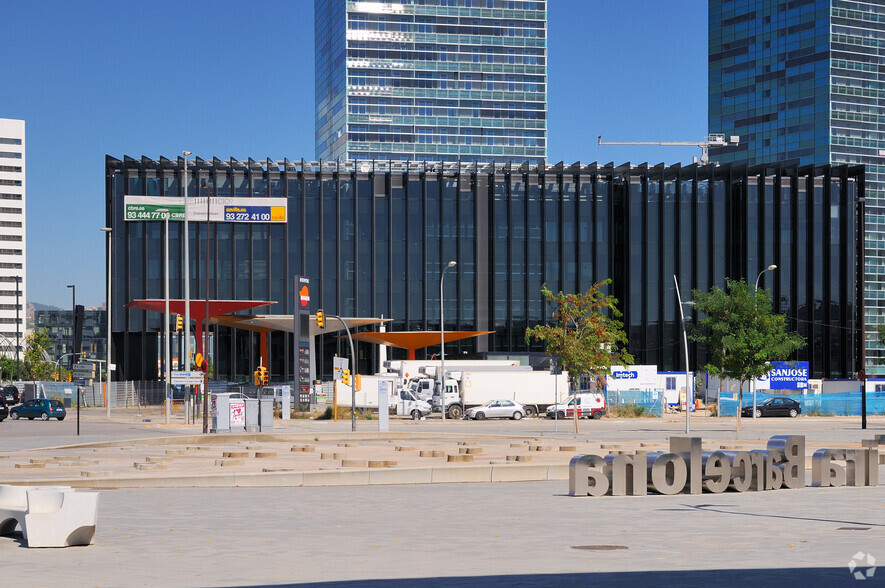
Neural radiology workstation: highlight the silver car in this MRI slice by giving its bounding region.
[466,400,526,420]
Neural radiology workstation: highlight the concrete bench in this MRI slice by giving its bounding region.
[0,485,99,548]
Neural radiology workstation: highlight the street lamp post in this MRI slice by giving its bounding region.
[182,151,191,374]
[439,261,457,422]
[156,208,171,425]
[752,264,778,419]
[101,227,112,419]
[15,275,20,383]
[673,275,692,434]
[66,284,79,436]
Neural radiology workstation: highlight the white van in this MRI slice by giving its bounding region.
[545,393,606,419]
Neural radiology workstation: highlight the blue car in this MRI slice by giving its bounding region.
[9,398,66,421]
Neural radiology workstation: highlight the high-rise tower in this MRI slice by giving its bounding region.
[709,0,884,371]
[315,0,547,163]
[0,118,25,363]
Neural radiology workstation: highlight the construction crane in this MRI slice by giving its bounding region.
[597,133,739,165]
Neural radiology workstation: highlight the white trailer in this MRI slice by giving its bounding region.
[434,369,570,419]
[382,359,521,380]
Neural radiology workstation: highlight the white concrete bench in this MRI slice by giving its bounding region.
[0,485,99,548]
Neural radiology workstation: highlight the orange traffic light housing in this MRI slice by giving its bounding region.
[176,315,183,331]
[316,310,325,329]
[341,369,351,387]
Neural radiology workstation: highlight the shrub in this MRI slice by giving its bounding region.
[609,403,647,418]
[804,406,833,417]
[706,404,718,417]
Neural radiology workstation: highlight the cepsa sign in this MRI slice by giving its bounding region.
[755,361,809,390]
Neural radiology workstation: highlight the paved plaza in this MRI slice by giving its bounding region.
[0,411,882,586]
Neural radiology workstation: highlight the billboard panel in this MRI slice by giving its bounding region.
[124,196,286,223]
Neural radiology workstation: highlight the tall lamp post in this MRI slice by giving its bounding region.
[66,284,78,436]
[101,227,112,419]
[752,264,778,419]
[14,275,21,382]
[182,151,191,373]
[439,261,457,422]
[156,209,171,425]
[673,275,693,434]
[66,285,76,369]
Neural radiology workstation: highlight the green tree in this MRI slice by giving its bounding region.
[525,280,634,433]
[22,329,55,381]
[0,355,17,382]
[689,278,805,434]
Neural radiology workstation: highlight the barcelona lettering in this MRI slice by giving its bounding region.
[569,435,880,497]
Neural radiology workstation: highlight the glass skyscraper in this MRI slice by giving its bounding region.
[315,0,547,163]
[708,0,884,371]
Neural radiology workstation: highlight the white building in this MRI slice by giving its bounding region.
[0,119,25,361]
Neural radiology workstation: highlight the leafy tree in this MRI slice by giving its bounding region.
[689,278,805,434]
[0,356,17,382]
[525,280,634,433]
[22,329,56,381]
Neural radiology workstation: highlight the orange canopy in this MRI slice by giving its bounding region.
[350,331,493,359]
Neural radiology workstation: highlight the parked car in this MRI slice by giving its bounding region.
[9,398,67,421]
[1,385,19,405]
[465,399,526,420]
[546,393,606,419]
[0,397,7,422]
[741,396,801,418]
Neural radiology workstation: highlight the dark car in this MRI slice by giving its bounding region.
[9,398,66,421]
[0,397,7,422]
[741,396,801,418]
[1,385,19,405]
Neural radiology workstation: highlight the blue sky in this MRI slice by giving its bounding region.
[3,0,707,308]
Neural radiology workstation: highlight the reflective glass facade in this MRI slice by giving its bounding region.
[106,156,862,382]
[315,0,547,163]
[709,0,885,372]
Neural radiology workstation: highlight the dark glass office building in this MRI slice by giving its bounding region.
[709,0,885,372]
[106,156,863,382]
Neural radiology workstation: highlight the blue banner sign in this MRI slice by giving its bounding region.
[756,361,809,390]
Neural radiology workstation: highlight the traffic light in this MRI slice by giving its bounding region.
[354,374,361,391]
[316,310,325,329]
[341,369,351,387]
[261,367,269,386]
[253,368,261,386]
[176,315,183,331]
[195,353,208,373]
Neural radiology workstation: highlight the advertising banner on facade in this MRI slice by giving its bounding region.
[755,361,809,390]
[606,365,658,391]
[124,196,287,223]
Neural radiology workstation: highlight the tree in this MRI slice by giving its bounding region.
[689,278,805,434]
[0,356,17,382]
[22,329,56,381]
[525,280,634,433]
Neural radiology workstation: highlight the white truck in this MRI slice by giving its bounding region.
[333,374,432,418]
[431,369,570,419]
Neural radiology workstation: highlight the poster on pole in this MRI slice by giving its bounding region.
[124,196,287,223]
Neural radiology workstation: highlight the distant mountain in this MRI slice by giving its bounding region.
[29,302,62,314]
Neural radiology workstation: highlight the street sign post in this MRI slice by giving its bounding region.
[172,371,206,386]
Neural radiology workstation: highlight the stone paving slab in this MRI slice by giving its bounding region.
[1,476,882,587]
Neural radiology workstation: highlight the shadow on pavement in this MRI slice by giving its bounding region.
[239,568,858,587]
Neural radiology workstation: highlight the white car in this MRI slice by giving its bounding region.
[465,400,526,420]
